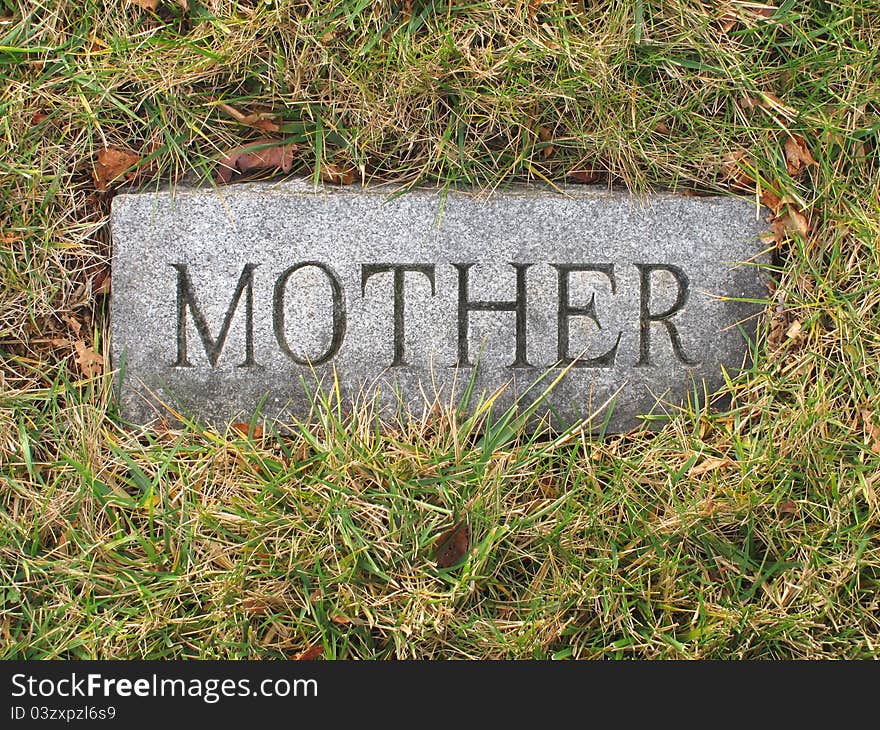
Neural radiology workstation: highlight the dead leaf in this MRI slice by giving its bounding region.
[653,121,671,135]
[721,3,775,33]
[721,149,754,189]
[241,598,271,616]
[320,163,356,185]
[1,232,21,244]
[760,189,783,214]
[860,410,880,454]
[330,614,351,626]
[689,456,732,477]
[433,520,470,568]
[568,169,602,184]
[74,340,104,377]
[60,313,82,336]
[778,500,798,516]
[767,288,789,350]
[231,422,264,439]
[771,207,809,241]
[217,103,281,134]
[785,320,802,339]
[294,643,324,660]
[88,34,109,54]
[538,125,554,158]
[94,147,141,191]
[719,12,737,33]
[784,134,817,176]
[92,266,111,296]
[537,474,558,499]
[758,91,788,112]
[31,112,48,125]
[129,0,187,9]
[216,139,297,183]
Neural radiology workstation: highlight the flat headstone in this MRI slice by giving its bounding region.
[110,182,768,431]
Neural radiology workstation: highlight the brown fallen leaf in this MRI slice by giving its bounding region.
[231,422,264,439]
[719,12,737,33]
[784,134,817,176]
[760,189,783,214]
[1,232,22,244]
[217,102,281,134]
[74,340,104,377]
[537,474,558,499]
[216,138,298,183]
[860,410,880,454]
[294,643,324,661]
[721,149,754,189]
[778,500,798,516]
[528,0,546,18]
[94,147,140,191]
[721,3,775,33]
[31,112,48,125]
[319,163,356,185]
[60,312,83,336]
[770,207,809,242]
[767,288,789,350]
[241,597,271,616]
[91,266,111,296]
[785,320,802,339]
[568,169,602,184]
[688,456,732,477]
[433,520,470,568]
[757,91,795,117]
[538,125,554,159]
[129,0,188,9]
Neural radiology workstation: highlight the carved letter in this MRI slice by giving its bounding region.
[172,263,258,368]
[273,262,346,366]
[635,263,698,367]
[553,264,621,367]
[361,264,436,367]
[454,262,532,368]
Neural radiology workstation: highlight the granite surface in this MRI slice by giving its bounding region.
[110,181,769,430]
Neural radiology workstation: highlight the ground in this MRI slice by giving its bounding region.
[1,0,879,659]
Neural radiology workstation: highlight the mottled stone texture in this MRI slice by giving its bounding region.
[110,182,768,430]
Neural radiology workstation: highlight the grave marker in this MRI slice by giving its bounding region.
[110,182,768,430]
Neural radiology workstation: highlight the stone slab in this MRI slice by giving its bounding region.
[110,182,768,431]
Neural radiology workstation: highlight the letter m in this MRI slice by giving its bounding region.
[172,263,258,368]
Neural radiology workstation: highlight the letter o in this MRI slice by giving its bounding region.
[273,262,346,365]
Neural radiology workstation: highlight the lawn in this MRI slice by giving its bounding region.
[1,0,879,658]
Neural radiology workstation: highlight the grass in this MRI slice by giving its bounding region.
[1,0,879,658]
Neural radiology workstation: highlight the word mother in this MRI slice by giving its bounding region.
[172,261,697,371]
